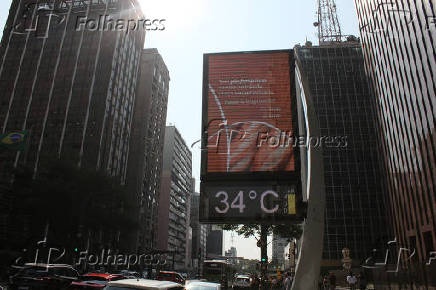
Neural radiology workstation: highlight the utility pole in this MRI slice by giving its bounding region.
[313,0,342,44]
[260,225,268,287]
[198,247,201,278]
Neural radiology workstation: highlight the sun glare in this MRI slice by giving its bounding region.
[139,0,205,31]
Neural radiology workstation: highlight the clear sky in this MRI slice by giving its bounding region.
[0,0,360,260]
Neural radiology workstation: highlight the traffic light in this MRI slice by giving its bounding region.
[261,258,267,262]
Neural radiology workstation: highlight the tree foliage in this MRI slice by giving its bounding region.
[220,223,303,242]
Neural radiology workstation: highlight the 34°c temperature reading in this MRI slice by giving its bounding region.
[214,190,279,214]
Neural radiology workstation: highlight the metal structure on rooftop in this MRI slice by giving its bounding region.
[314,0,342,44]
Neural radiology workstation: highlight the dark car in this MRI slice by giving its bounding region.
[9,263,79,290]
[156,271,185,284]
[68,273,125,289]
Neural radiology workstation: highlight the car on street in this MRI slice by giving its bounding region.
[232,275,251,289]
[156,271,185,284]
[104,279,184,289]
[185,281,221,290]
[68,273,125,289]
[9,263,79,290]
[119,271,142,279]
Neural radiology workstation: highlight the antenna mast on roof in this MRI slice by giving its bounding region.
[313,0,342,45]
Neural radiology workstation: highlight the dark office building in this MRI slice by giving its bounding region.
[0,0,144,180]
[355,0,435,283]
[190,190,208,269]
[0,0,144,248]
[158,126,193,270]
[124,48,169,252]
[206,226,223,258]
[294,42,388,266]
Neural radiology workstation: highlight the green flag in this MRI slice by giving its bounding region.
[0,131,28,152]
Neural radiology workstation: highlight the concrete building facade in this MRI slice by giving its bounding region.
[272,234,288,269]
[125,48,169,252]
[157,126,192,270]
[0,0,145,250]
[0,0,144,180]
[225,246,237,265]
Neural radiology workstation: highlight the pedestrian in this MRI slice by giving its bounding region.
[283,272,291,290]
[288,273,294,287]
[322,274,329,290]
[270,276,278,289]
[346,271,357,290]
[277,275,283,289]
[252,275,260,289]
[358,272,367,290]
[328,272,336,290]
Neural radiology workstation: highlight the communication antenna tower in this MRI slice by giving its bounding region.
[313,0,342,44]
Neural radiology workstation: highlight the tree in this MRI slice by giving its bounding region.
[220,223,302,242]
[220,223,302,285]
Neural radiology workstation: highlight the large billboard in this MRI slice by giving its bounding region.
[203,51,295,175]
[200,50,304,224]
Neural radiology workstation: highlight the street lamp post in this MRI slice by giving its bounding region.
[259,225,268,288]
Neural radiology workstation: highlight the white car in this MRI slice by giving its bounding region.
[185,281,221,290]
[232,275,251,289]
[104,278,184,290]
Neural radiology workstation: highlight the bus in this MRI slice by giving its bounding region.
[203,259,235,289]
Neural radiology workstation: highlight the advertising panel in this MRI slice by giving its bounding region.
[204,51,294,174]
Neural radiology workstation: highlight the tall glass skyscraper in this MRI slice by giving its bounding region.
[355,0,435,284]
[295,42,389,266]
[158,126,193,270]
[356,0,436,260]
[124,48,169,252]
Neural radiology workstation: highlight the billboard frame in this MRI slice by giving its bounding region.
[200,49,304,224]
[200,49,300,183]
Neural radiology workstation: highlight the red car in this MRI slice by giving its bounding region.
[68,273,124,289]
[156,271,185,284]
